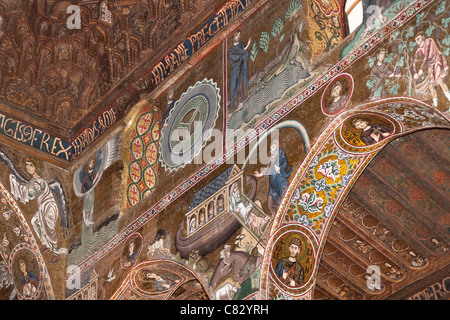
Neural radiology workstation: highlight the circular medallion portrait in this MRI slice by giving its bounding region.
[121,233,143,269]
[340,113,395,148]
[321,74,353,116]
[270,225,317,294]
[11,248,42,300]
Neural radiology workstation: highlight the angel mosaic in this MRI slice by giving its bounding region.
[8,156,68,263]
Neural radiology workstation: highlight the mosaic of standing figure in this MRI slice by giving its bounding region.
[68,134,121,269]
[226,0,331,136]
[0,145,71,299]
[100,115,309,300]
[360,0,450,111]
[8,157,69,264]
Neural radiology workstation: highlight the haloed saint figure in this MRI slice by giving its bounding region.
[18,258,39,298]
[81,156,99,194]
[275,237,305,287]
[9,157,61,263]
[228,30,252,117]
[351,118,393,146]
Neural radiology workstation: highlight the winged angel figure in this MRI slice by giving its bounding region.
[1,150,69,264]
[72,135,121,228]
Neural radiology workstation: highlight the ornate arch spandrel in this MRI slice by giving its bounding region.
[0,180,55,300]
[258,97,450,300]
[110,258,210,300]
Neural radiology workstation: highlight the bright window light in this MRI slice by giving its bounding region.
[346,0,364,34]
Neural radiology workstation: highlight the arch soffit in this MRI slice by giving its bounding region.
[259,97,450,299]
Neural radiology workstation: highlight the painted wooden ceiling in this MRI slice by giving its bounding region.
[0,0,227,141]
[314,128,450,300]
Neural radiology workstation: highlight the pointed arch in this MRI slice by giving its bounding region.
[0,179,55,300]
[111,258,210,300]
[258,97,450,299]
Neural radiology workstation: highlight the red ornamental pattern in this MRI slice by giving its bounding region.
[126,106,160,210]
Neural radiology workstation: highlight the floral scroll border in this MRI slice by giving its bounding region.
[258,97,450,299]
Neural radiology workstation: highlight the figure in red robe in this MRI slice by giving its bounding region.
[413,32,450,110]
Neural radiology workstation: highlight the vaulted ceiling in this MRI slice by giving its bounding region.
[314,128,450,300]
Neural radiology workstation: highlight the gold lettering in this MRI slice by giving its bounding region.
[208,17,221,36]
[40,132,51,152]
[189,29,207,52]
[110,109,117,122]
[4,118,16,137]
[164,53,175,74]
[173,43,189,62]
[79,132,88,150]
[164,47,188,74]
[22,125,33,143]
[151,62,165,86]
[50,137,62,155]
[13,123,23,141]
[431,283,444,300]
[31,128,42,148]
[96,117,106,134]
[71,139,81,158]
[107,109,117,126]
[101,113,110,129]
[0,114,5,130]
[55,141,72,160]
[87,127,96,143]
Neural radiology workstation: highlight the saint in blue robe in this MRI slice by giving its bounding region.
[228,41,249,112]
